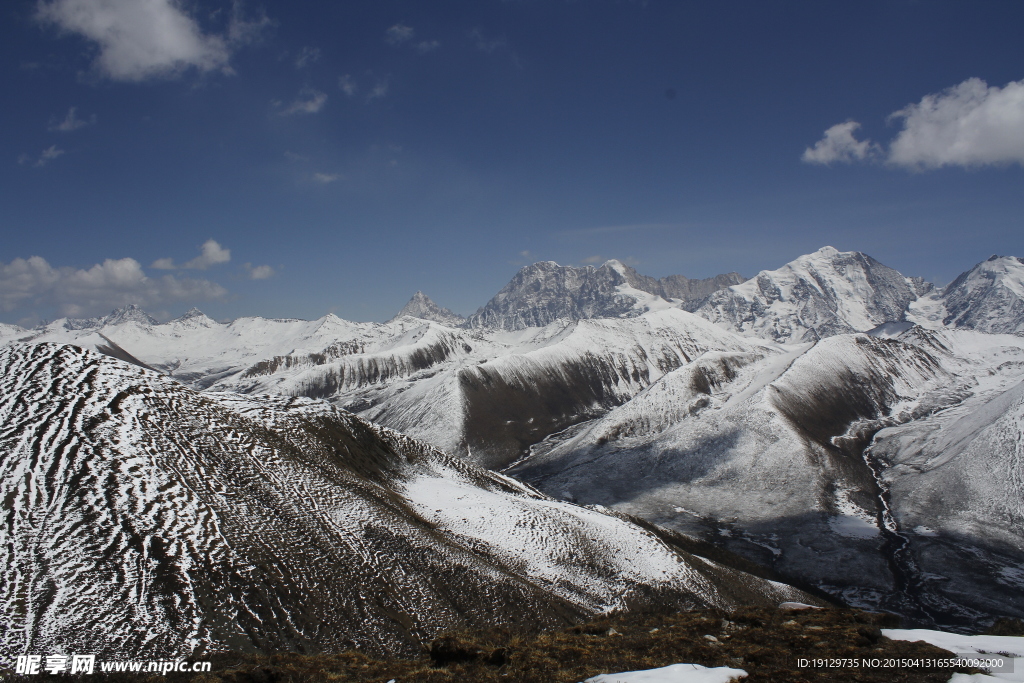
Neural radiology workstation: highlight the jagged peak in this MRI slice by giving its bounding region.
[391,291,465,326]
[102,304,158,326]
[171,307,217,326]
[599,259,631,276]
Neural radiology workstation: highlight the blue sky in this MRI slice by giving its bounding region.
[2,0,1023,324]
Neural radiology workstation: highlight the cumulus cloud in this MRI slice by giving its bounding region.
[0,255,227,317]
[294,46,320,68]
[183,239,231,269]
[385,24,414,45]
[150,257,176,270]
[151,239,231,271]
[802,121,879,165]
[279,88,327,115]
[887,77,1024,169]
[243,263,275,280]
[35,0,266,82]
[415,40,440,54]
[50,106,93,132]
[580,255,603,265]
[804,78,1024,170]
[312,172,339,184]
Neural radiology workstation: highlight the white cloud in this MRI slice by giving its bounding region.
[21,145,66,167]
[243,263,275,280]
[150,257,176,270]
[294,46,320,69]
[801,121,879,165]
[415,40,440,54]
[385,24,414,45]
[470,27,507,53]
[0,255,227,317]
[805,78,1024,171]
[151,239,231,271]
[312,172,339,184]
[367,79,388,101]
[50,106,93,131]
[887,77,1024,169]
[182,239,230,269]
[339,74,357,97]
[279,88,327,115]
[581,255,603,265]
[35,0,249,82]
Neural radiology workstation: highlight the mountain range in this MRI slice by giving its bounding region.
[0,343,811,661]
[2,246,1024,659]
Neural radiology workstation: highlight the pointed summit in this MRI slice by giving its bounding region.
[391,291,465,326]
[695,247,919,343]
[171,307,217,327]
[102,304,158,327]
[941,255,1024,333]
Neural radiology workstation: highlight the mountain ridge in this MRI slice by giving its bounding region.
[0,342,815,661]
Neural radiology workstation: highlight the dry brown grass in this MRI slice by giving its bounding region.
[4,607,989,683]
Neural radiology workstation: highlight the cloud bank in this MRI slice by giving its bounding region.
[36,0,265,81]
[0,255,227,318]
[804,77,1024,170]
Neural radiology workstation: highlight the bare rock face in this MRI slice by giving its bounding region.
[466,260,745,331]
[659,272,748,311]
[391,291,465,326]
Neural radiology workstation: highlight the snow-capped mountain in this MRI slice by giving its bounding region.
[466,260,744,331]
[695,247,923,343]
[389,291,465,326]
[938,255,1024,334]
[508,327,1024,630]
[0,343,812,661]
[3,246,1024,637]
[6,303,769,469]
[224,309,770,469]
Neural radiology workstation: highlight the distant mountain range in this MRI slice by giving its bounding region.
[2,246,1024,654]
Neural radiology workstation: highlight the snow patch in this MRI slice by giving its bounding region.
[582,663,747,683]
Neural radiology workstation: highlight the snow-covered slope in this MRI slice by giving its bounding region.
[509,328,1024,630]
[17,307,387,388]
[389,291,465,326]
[939,255,1024,334]
[223,309,770,469]
[0,343,813,662]
[695,247,923,343]
[0,322,27,341]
